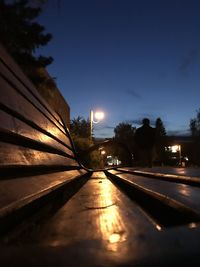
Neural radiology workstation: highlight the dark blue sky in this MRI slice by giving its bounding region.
[38,0,200,137]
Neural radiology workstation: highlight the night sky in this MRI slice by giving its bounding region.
[38,0,200,138]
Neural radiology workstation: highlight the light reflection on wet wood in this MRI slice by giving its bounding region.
[15,172,154,261]
[3,172,200,266]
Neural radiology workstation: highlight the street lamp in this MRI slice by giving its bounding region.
[90,110,104,139]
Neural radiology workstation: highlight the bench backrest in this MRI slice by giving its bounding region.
[0,44,81,178]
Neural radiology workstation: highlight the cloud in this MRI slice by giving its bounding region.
[99,125,115,130]
[95,132,114,138]
[167,129,190,136]
[125,89,141,99]
[126,116,155,126]
[179,49,199,74]
[127,115,168,127]
[126,119,142,126]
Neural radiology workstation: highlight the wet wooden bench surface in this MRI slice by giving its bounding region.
[1,171,200,266]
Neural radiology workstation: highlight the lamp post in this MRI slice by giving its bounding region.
[90,110,104,140]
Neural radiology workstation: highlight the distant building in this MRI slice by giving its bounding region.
[164,136,192,166]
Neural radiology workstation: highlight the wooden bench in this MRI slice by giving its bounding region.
[1,43,200,266]
[0,43,91,234]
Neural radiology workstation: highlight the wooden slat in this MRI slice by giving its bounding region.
[118,167,200,186]
[0,44,63,130]
[112,170,200,212]
[0,63,65,133]
[0,77,72,148]
[0,67,66,136]
[0,169,87,210]
[0,142,78,167]
[0,110,73,156]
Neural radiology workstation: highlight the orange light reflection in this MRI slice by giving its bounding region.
[188,222,198,229]
[178,184,191,197]
[97,178,127,252]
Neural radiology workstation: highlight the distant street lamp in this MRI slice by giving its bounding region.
[90,110,104,139]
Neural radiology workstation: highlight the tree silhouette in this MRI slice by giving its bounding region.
[114,122,135,165]
[114,122,135,142]
[70,116,90,139]
[155,117,166,165]
[0,0,53,85]
[190,109,200,137]
[190,109,200,165]
[155,118,166,137]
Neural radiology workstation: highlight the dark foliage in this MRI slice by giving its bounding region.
[0,0,53,85]
[70,116,90,139]
[190,109,200,137]
[155,117,166,164]
[155,117,166,137]
[114,122,135,165]
[190,109,200,165]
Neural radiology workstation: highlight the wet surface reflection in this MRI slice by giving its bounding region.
[177,184,192,197]
[91,172,127,252]
[188,222,199,229]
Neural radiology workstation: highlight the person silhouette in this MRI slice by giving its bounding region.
[134,118,156,167]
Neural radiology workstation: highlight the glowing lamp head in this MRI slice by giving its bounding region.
[94,111,104,121]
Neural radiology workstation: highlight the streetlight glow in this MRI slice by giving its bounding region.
[94,111,104,122]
